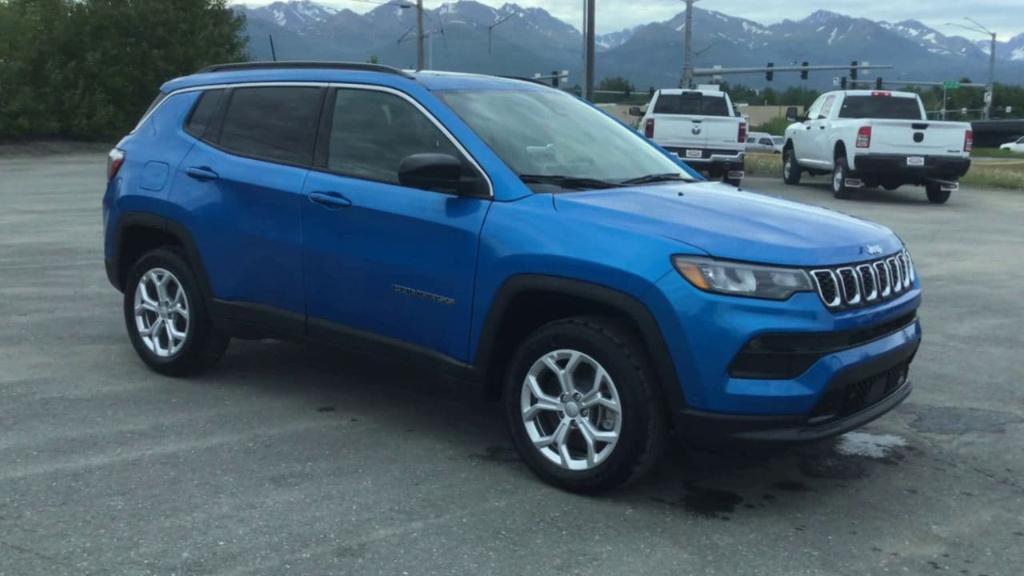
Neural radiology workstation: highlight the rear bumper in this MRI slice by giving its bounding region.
[664,147,744,167]
[852,154,971,180]
[679,336,917,444]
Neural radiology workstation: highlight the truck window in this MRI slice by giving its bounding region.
[653,93,730,116]
[838,96,923,120]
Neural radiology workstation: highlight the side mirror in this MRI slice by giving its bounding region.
[628,106,645,117]
[398,153,474,195]
[785,106,799,123]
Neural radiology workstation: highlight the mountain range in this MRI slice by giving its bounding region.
[235,1,1024,89]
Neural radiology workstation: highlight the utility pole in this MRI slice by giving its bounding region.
[268,33,277,61]
[584,0,595,100]
[416,0,425,71]
[681,0,698,88]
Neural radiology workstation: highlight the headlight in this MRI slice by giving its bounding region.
[672,256,814,300]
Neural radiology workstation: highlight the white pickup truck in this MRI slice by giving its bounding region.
[632,88,746,186]
[782,90,972,204]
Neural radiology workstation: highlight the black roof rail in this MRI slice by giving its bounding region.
[197,61,415,79]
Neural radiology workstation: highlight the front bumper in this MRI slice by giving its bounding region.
[852,153,971,180]
[648,269,922,444]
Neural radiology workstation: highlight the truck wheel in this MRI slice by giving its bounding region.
[123,248,230,376]
[502,317,666,493]
[782,148,801,185]
[832,156,853,199]
[926,182,951,204]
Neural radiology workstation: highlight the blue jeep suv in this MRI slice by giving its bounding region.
[103,62,921,492]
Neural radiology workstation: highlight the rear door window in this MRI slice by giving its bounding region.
[218,86,324,166]
[653,93,730,116]
[838,96,923,120]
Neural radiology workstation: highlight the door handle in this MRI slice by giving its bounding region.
[186,166,219,181]
[309,191,352,209]
[819,126,826,130]
[805,125,812,130]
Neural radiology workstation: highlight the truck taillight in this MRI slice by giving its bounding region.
[107,148,126,181]
[964,129,973,152]
[856,126,872,148]
[738,122,747,144]
[644,118,655,138]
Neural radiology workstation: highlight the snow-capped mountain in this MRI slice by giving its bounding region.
[234,1,1024,87]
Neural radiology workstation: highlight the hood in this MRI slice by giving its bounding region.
[552,181,902,266]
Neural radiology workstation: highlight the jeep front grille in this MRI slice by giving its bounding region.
[811,250,914,310]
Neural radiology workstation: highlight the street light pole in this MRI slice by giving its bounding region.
[946,18,997,120]
[682,0,698,88]
[416,0,425,71]
[584,0,595,100]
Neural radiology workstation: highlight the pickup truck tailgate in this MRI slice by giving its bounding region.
[868,120,967,155]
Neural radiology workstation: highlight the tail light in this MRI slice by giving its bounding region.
[107,148,126,181]
[856,126,872,148]
[644,118,655,138]
[738,122,747,144]
[964,130,973,152]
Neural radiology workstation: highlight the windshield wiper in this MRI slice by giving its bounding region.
[519,174,621,190]
[618,173,690,186]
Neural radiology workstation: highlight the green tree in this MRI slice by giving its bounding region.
[0,0,247,139]
[597,76,635,93]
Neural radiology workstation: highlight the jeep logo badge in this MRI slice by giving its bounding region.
[865,244,883,255]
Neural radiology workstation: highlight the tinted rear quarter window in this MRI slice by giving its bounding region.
[218,86,323,166]
[653,93,729,116]
[185,89,224,139]
[838,96,922,120]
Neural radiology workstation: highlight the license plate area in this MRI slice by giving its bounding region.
[685,149,703,159]
[907,156,925,166]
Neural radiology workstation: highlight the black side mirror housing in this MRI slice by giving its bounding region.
[785,106,799,123]
[398,153,481,196]
[628,106,645,117]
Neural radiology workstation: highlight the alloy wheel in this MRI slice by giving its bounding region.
[133,268,190,358]
[520,349,622,471]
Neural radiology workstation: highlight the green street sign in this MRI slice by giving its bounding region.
[943,81,961,89]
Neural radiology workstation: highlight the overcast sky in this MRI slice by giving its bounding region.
[246,0,1022,37]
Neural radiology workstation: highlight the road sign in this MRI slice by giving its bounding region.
[943,81,961,89]
[833,76,841,86]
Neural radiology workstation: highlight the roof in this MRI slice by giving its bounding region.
[161,61,547,94]
[827,89,920,98]
[656,88,726,97]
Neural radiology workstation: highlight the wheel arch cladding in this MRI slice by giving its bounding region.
[111,212,212,302]
[474,275,688,422]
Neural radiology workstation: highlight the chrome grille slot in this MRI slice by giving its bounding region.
[887,257,902,293]
[874,261,891,297]
[856,264,877,301]
[837,267,861,305]
[811,270,842,308]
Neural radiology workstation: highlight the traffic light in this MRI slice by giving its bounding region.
[850,60,859,81]
[766,62,774,82]
[552,70,559,88]
[840,76,848,89]
[875,77,884,90]
[801,62,809,80]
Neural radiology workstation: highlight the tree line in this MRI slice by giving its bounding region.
[0,0,245,140]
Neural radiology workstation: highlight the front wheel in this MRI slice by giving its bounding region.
[503,317,666,493]
[782,148,801,185]
[926,182,952,204]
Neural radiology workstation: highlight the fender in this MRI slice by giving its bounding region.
[474,274,688,423]
[108,211,213,302]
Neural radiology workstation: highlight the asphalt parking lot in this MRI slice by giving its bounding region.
[1,153,1022,576]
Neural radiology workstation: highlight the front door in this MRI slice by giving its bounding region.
[301,86,491,361]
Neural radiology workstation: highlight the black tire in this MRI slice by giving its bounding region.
[832,155,853,199]
[123,248,229,376]
[502,316,666,493]
[926,182,951,204]
[723,176,742,187]
[782,147,801,185]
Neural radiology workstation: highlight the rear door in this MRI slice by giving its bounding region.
[301,86,490,361]
[171,84,324,321]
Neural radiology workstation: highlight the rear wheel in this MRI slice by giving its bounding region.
[782,148,801,185]
[503,317,666,493]
[124,248,229,376]
[926,182,951,204]
[832,155,853,199]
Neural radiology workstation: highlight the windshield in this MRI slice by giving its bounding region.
[838,96,923,120]
[437,89,692,190]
